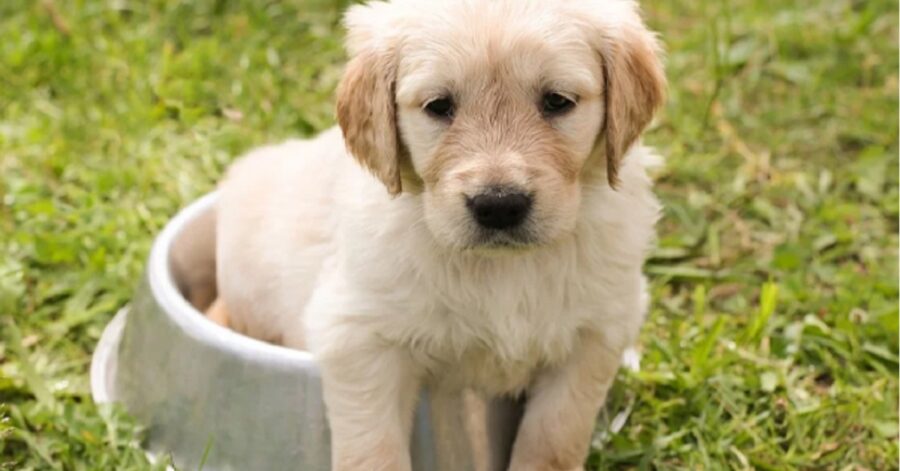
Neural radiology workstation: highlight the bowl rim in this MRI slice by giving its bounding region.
[148,192,317,366]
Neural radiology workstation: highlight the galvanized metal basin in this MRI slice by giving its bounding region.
[90,193,522,471]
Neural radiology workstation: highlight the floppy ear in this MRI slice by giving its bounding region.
[336,50,402,195]
[599,23,666,187]
[336,33,402,195]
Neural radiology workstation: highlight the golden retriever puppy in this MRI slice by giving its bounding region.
[214,0,665,469]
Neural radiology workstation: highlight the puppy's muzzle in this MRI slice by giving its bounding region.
[466,187,532,230]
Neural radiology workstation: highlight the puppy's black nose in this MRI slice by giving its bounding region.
[467,189,532,230]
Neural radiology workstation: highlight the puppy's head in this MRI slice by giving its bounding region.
[337,0,665,251]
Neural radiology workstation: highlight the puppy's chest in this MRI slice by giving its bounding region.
[373,236,635,393]
[407,276,598,394]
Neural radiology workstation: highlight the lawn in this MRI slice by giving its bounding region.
[1,0,897,469]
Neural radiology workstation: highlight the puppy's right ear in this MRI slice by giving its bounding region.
[336,4,402,195]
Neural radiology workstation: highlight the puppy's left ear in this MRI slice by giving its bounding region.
[596,16,666,187]
[336,3,403,195]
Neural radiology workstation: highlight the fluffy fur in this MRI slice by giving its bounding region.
[214,1,665,470]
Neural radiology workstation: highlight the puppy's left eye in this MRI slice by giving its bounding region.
[542,92,576,116]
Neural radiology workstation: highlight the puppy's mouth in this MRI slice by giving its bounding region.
[464,227,540,252]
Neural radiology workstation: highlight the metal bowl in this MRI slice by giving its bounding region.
[90,193,522,471]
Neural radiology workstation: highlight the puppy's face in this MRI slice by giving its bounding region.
[337,0,665,252]
[396,27,602,250]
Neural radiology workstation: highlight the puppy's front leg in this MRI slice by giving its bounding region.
[318,334,421,471]
[508,332,622,471]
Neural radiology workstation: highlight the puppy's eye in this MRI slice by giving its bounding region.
[424,97,455,120]
[542,92,576,116]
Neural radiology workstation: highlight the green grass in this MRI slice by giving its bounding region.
[1,0,897,469]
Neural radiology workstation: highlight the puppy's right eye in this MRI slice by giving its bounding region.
[424,97,455,120]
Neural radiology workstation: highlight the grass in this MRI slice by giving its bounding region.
[0,0,896,469]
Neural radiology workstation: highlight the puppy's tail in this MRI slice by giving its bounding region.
[205,298,231,328]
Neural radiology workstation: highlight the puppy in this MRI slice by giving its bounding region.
[213,0,665,470]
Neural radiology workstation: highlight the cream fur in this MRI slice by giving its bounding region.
[215,1,665,470]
